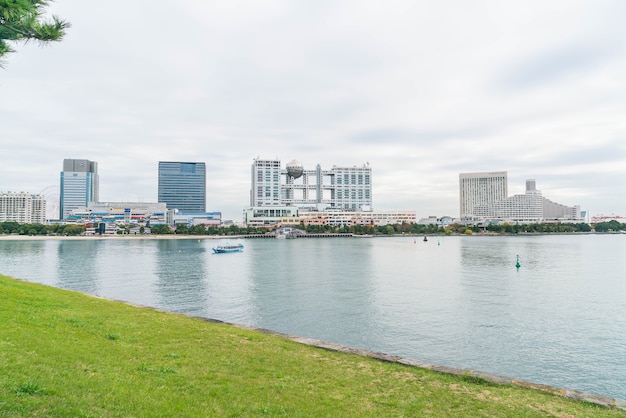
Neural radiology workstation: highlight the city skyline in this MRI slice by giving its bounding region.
[0,158,590,223]
[1,1,625,221]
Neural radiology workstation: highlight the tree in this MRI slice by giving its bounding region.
[0,0,70,66]
[174,224,189,235]
[62,224,83,236]
[149,224,171,235]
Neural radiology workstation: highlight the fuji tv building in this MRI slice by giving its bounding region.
[245,158,416,227]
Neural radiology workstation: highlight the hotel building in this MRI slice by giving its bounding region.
[473,179,582,223]
[60,159,99,220]
[459,171,508,219]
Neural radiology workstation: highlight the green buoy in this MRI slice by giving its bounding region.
[515,255,521,269]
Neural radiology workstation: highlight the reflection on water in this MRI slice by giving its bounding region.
[153,240,209,316]
[0,235,625,400]
[245,239,378,347]
[56,241,100,295]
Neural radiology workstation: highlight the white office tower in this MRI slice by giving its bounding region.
[459,171,508,218]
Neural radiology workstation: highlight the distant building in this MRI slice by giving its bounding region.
[250,158,372,211]
[68,201,221,230]
[243,206,415,227]
[250,159,282,207]
[590,214,626,223]
[474,179,582,223]
[60,159,99,220]
[68,202,168,226]
[172,212,221,227]
[459,171,508,219]
[0,191,46,224]
[158,161,206,213]
[243,206,299,227]
[418,215,455,227]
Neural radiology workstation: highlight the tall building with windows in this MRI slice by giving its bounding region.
[0,191,46,224]
[250,159,282,207]
[250,158,372,211]
[60,159,99,220]
[329,165,372,210]
[158,161,206,212]
[473,179,581,222]
[459,171,508,219]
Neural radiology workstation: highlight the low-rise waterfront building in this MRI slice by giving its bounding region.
[68,202,223,230]
[418,215,455,227]
[590,214,626,223]
[171,211,221,227]
[244,206,416,227]
[244,206,299,227]
[67,202,168,227]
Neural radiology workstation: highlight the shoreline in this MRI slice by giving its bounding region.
[0,234,228,241]
[0,231,608,241]
[4,272,625,410]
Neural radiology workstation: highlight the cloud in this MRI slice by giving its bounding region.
[497,43,621,92]
[1,0,625,220]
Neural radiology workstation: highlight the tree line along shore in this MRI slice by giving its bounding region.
[1,220,624,238]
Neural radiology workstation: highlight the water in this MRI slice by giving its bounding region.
[1,234,625,400]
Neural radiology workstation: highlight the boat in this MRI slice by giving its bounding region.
[423,235,428,242]
[212,243,244,253]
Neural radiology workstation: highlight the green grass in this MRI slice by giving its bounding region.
[0,274,623,417]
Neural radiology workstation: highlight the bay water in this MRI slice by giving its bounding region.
[1,234,624,400]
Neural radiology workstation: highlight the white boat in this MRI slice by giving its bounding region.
[212,243,244,253]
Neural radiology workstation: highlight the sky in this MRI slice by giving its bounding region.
[1,0,625,222]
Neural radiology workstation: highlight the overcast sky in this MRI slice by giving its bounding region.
[1,0,625,221]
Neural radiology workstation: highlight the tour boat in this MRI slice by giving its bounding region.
[212,243,244,253]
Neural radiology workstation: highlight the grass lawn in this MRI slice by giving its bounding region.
[1,274,623,417]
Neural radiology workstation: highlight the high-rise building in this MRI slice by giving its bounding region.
[0,191,46,224]
[473,179,581,222]
[459,171,508,218]
[158,161,206,213]
[329,164,372,211]
[250,159,282,207]
[250,158,372,211]
[60,159,99,220]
